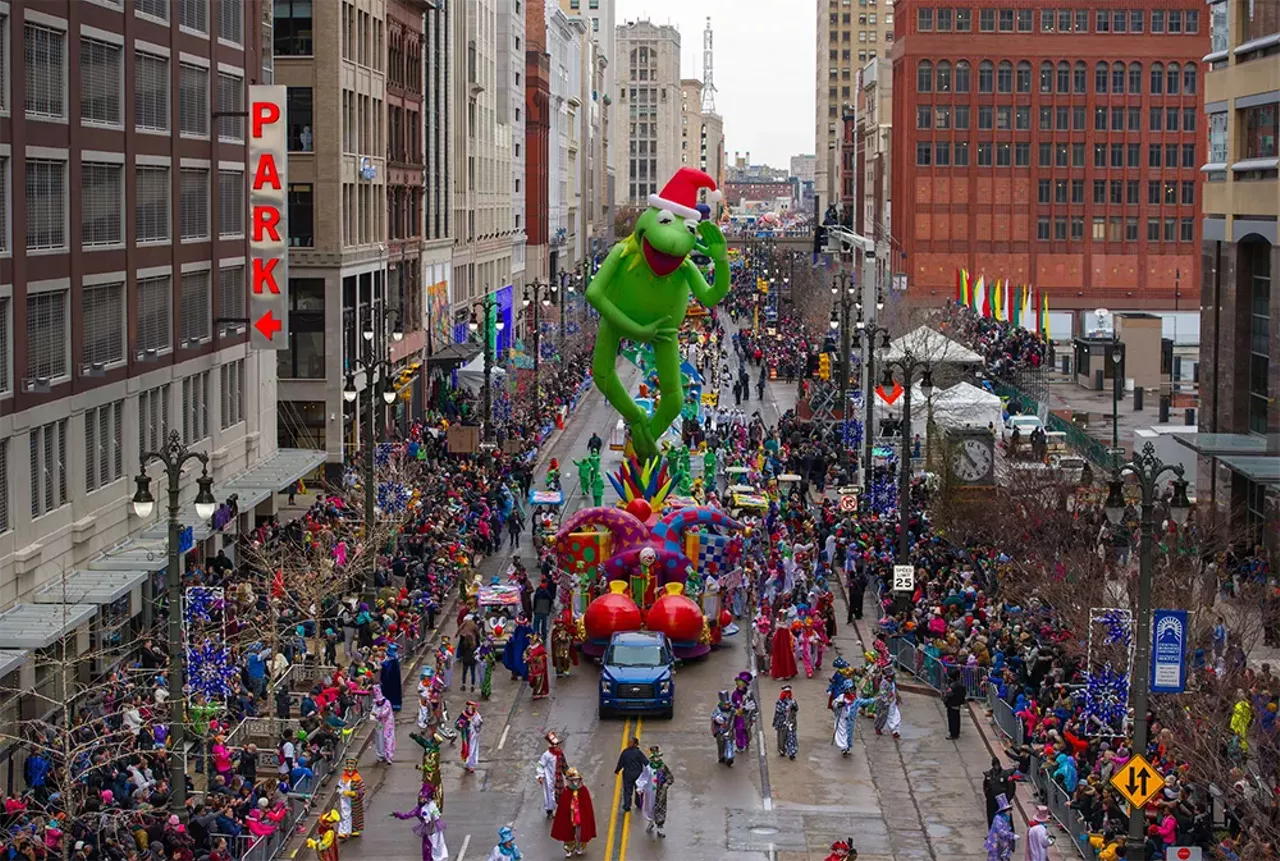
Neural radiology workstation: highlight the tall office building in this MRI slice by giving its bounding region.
[0,1,321,658]
[615,20,682,207]
[679,80,725,192]
[1195,0,1280,545]
[499,0,528,290]
[891,0,1207,310]
[424,0,454,352]
[547,9,588,277]
[816,0,896,211]
[452,0,517,314]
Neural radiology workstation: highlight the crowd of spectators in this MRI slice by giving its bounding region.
[939,301,1048,384]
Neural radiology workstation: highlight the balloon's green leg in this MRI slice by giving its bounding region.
[593,322,657,460]
[648,339,684,450]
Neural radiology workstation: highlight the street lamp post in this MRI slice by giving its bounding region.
[879,353,935,563]
[854,314,891,500]
[130,431,219,822]
[830,270,854,409]
[1097,307,1124,467]
[1103,444,1191,857]
[524,280,558,421]
[469,295,504,441]
[343,312,404,558]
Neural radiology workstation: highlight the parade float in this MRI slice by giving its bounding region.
[554,456,742,660]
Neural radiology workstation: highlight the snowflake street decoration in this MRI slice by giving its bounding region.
[1099,609,1133,647]
[867,454,899,515]
[376,481,412,516]
[183,587,219,625]
[842,417,864,449]
[186,640,239,699]
[566,321,581,336]
[1081,663,1129,728]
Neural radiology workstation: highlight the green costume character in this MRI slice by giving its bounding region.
[409,729,447,811]
[573,457,592,497]
[586,168,729,461]
[590,469,605,507]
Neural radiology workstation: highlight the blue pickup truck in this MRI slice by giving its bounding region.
[598,631,675,720]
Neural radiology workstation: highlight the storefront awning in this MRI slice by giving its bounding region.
[88,540,174,573]
[1218,455,1280,485]
[219,448,327,502]
[0,650,30,679]
[426,342,482,369]
[139,516,214,544]
[32,569,147,606]
[0,603,99,649]
[1172,433,1274,456]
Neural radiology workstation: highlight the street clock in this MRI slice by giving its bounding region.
[946,428,996,487]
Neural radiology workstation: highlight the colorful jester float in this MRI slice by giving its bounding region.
[553,454,742,659]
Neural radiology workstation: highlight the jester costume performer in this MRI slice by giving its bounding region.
[873,670,903,738]
[983,794,1017,861]
[635,745,674,838]
[549,767,597,858]
[306,810,341,861]
[435,638,455,689]
[478,634,497,699]
[455,701,483,773]
[832,685,876,757]
[409,730,447,812]
[336,759,365,838]
[485,825,522,861]
[536,732,569,817]
[772,686,799,760]
[711,690,736,766]
[371,685,397,763]
[550,609,578,678]
[380,644,403,711]
[826,656,854,710]
[390,783,448,861]
[585,167,729,461]
[730,671,757,752]
[524,635,550,699]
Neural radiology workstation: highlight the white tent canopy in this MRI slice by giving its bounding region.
[883,326,983,365]
[455,353,508,393]
[872,380,1003,440]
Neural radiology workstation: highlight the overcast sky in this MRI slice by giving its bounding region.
[616,0,815,170]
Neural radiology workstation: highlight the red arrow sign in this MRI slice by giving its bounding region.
[875,380,904,405]
[254,309,283,341]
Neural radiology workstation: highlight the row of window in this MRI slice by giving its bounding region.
[8,158,245,255]
[136,0,244,43]
[917,7,1199,36]
[1032,216,1195,243]
[1031,179,1198,207]
[916,104,1199,134]
[0,266,244,402]
[1207,106,1279,165]
[17,22,246,139]
[916,60,1198,97]
[914,141,1198,170]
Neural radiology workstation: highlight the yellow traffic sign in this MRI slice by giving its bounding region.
[1109,754,1163,809]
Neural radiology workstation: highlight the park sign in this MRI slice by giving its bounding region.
[248,86,289,350]
[1151,609,1188,694]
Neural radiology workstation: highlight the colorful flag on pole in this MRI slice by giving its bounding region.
[1011,285,1022,329]
[993,279,1002,320]
[981,278,992,317]
[972,276,984,314]
[1042,291,1051,338]
[959,269,970,306]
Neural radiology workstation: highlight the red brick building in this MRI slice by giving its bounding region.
[724,181,795,208]
[890,0,1208,310]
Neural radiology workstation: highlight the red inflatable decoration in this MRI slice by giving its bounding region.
[583,581,643,641]
[719,610,733,629]
[625,498,653,523]
[645,583,704,643]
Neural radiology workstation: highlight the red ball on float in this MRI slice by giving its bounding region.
[625,498,653,523]
[645,582,704,643]
[719,610,733,629]
[583,581,643,641]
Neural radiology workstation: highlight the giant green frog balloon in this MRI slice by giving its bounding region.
[586,168,730,461]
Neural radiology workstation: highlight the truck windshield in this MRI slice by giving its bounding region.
[607,644,664,667]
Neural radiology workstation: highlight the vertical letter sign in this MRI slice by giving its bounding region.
[249,86,288,350]
[1150,609,1187,694]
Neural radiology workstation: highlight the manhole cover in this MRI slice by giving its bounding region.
[750,826,779,836]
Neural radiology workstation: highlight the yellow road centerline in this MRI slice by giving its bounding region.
[618,717,643,861]
[602,717,631,861]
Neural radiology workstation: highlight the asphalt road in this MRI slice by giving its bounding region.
[337,340,998,861]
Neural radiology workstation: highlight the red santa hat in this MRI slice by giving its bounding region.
[649,166,722,220]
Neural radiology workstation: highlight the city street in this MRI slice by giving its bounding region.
[338,351,999,861]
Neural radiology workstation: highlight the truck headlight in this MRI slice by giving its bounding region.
[601,679,612,694]
[658,680,671,695]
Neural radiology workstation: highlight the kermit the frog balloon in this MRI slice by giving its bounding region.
[586,167,730,461]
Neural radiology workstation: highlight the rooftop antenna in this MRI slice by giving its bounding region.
[701,17,716,113]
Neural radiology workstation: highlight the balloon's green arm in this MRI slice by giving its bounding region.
[585,246,648,341]
[685,254,730,309]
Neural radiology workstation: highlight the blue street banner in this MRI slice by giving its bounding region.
[1151,609,1188,694]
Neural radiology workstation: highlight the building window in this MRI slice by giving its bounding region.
[180,168,209,240]
[26,159,66,251]
[1095,61,1109,94]
[135,51,170,131]
[0,439,8,534]
[179,63,209,136]
[917,106,932,129]
[1016,61,1031,94]
[81,163,124,248]
[136,166,170,243]
[178,0,208,32]
[274,0,314,56]
[182,371,210,444]
[279,278,326,379]
[218,0,243,43]
[24,23,65,119]
[1167,63,1181,95]
[138,384,171,456]
[955,9,971,31]
[954,142,969,166]
[137,275,172,356]
[288,183,315,247]
[83,281,125,369]
[936,61,952,93]
[80,37,122,126]
[998,9,1014,31]
[0,298,8,396]
[1037,217,1050,240]
[954,61,970,93]
[979,8,994,31]
[1150,63,1164,95]
[218,170,244,237]
[287,87,314,151]
[1129,63,1142,94]
[1056,61,1070,94]
[1244,106,1278,159]
[26,289,67,382]
[935,9,950,30]
[29,419,68,518]
[977,143,992,166]
[917,7,933,31]
[221,359,245,429]
[218,266,245,337]
[997,61,1012,94]
[1210,2,1228,53]
[916,60,932,93]
[136,0,168,20]
[1112,62,1126,94]
[84,401,123,493]
[915,142,931,166]
[216,73,245,141]
[1038,179,1051,204]
[1209,113,1229,163]
[1247,240,1274,434]
[978,61,993,93]
[180,270,212,346]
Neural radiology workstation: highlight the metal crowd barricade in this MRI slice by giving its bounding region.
[1027,752,1090,859]
[883,635,988,699]
[986,684,1025,746]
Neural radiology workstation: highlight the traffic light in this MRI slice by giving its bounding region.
[818,354,831,380]
[813,225,827,255]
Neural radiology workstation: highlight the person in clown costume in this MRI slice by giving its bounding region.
[550,609,578,678]
[454,701,483,773]
[634,744,674,838]
[408,729,447,812]
[336,758,365,838]
[306,810,341,861]
[485,824,522,861]
[416,669,435,730]
[824,840,857,861]
[772,686,799,760]
[832,681,876,757]
[435,637,455,689]
[371,685,397,763]
[873,668,903,738]
[478,633,498,699]
[550,767,597,857]
[390,782,448,861]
